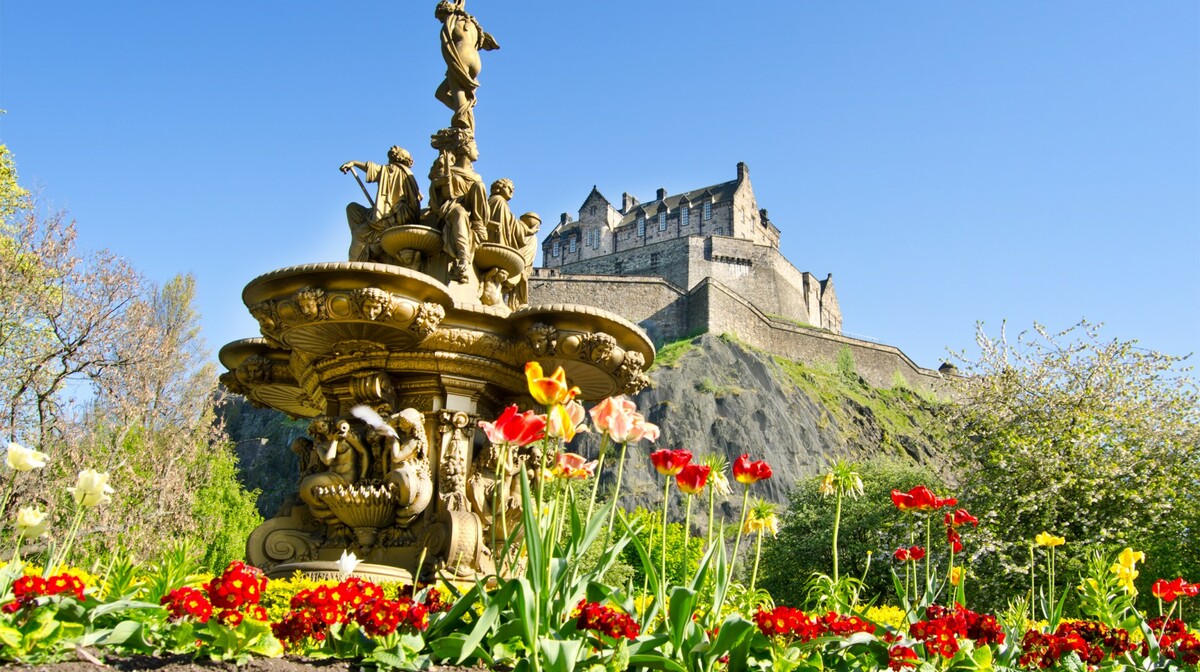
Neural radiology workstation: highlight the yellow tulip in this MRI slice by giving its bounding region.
[950,566,964,586]
[525,362,580,407]
[1035,531,1065,547]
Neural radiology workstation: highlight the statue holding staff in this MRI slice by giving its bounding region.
[340,146,423,263]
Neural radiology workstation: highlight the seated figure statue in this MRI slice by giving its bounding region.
[427,128,488,283]
[485,178,540,308]
[340,146,423,263]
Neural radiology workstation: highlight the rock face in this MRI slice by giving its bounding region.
[561,333,946,520]
[225,333,946,522]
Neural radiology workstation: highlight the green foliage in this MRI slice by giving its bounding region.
[619,507,706,589]
[948,320,1200,610]
[757,456,944,608]
[189,444,262,572]
[836,345,857,381]
[0,144,29,222]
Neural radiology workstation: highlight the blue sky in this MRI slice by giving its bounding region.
[1,1,1197,370]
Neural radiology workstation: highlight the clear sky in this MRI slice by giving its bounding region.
[1,1,1197,370]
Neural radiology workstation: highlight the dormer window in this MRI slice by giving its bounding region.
[569,236,577,254]
[637,215,645,237]
[703,202,712,221]
[681,205,689,227]
[658,211,667,231]
[552,240,560,257]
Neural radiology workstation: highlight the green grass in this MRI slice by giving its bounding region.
[650,331,707,370]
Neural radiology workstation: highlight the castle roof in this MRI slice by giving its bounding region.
[615,179,739,228]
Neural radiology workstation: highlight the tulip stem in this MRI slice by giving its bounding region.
[50,506,86,574]
[585,435,609,529]
[831,489,843,583]
[0,476,16,531]
[706,484,717,551]
[1029,543,1035,626]
[730,486,751,580]
[661,475,671,588]
[606,441,629,534]
[924,516,932,595]
[750,531,763,593]
[682,494,692,583]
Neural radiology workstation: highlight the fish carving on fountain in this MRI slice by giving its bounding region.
[222,0,654,584]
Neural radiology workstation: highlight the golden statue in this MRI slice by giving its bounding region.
[435,0,499,133]
[341,146,423,263]
[486,178,540,308]
[428,128,488,283]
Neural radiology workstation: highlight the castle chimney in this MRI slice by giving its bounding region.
[656,187,667,202]
[736,162,749,181]
[560,212,572,225]
[621,192,638,214]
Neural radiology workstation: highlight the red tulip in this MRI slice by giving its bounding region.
[944,508,978,528]
[477,404,546,447]
[650,449,692,476]
[732,454,773,485]
[675,464,711,495]
[891,485,956,512]
[909,545,926,561]
[893,547,911,562]
[1152,577,1199,603]
[947,527,963,554]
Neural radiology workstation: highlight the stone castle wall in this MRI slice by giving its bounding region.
[528,271,947,393]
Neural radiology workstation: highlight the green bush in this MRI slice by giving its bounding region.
[757,456,944,608]
[190,443,262,572]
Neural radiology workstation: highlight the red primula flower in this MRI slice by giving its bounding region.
[732,454,772,484]
[650,449,692,476]
[888,644,920,671]
[675,464,711,494]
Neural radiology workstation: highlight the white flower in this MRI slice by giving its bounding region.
[67,469,114,507]
[15,507,48,538]
[6,443,47,472]
[337,549,361,578]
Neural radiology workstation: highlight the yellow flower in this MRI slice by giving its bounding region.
[950,566,964,586]
[5,443,47,472]
[67,469,114,507]
[1109,547,1145,594]
[15,507,48,538]
[1035,531,1065,547]
[742,498,779,537]
[525,362,579,407]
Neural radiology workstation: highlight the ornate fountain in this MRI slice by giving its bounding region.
[219,1,653,583]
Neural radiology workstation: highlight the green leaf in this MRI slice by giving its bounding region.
[539,637,583,672]
[627,653,688,672]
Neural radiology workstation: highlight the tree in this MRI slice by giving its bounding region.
[948,320,1200,609]
[0,147,260,567]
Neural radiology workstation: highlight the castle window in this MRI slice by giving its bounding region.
[593,229,601,249]
[650,252,661,267]
[552,240,560,257]
[590,205,597,215]
[637,216,645,237]
[615,260,623,274]
[681,206,689,227]
[658,211,667,231]
[569,236,577,254]
[703,202,712,220]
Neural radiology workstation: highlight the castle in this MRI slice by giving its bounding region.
[529,163,950,391]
